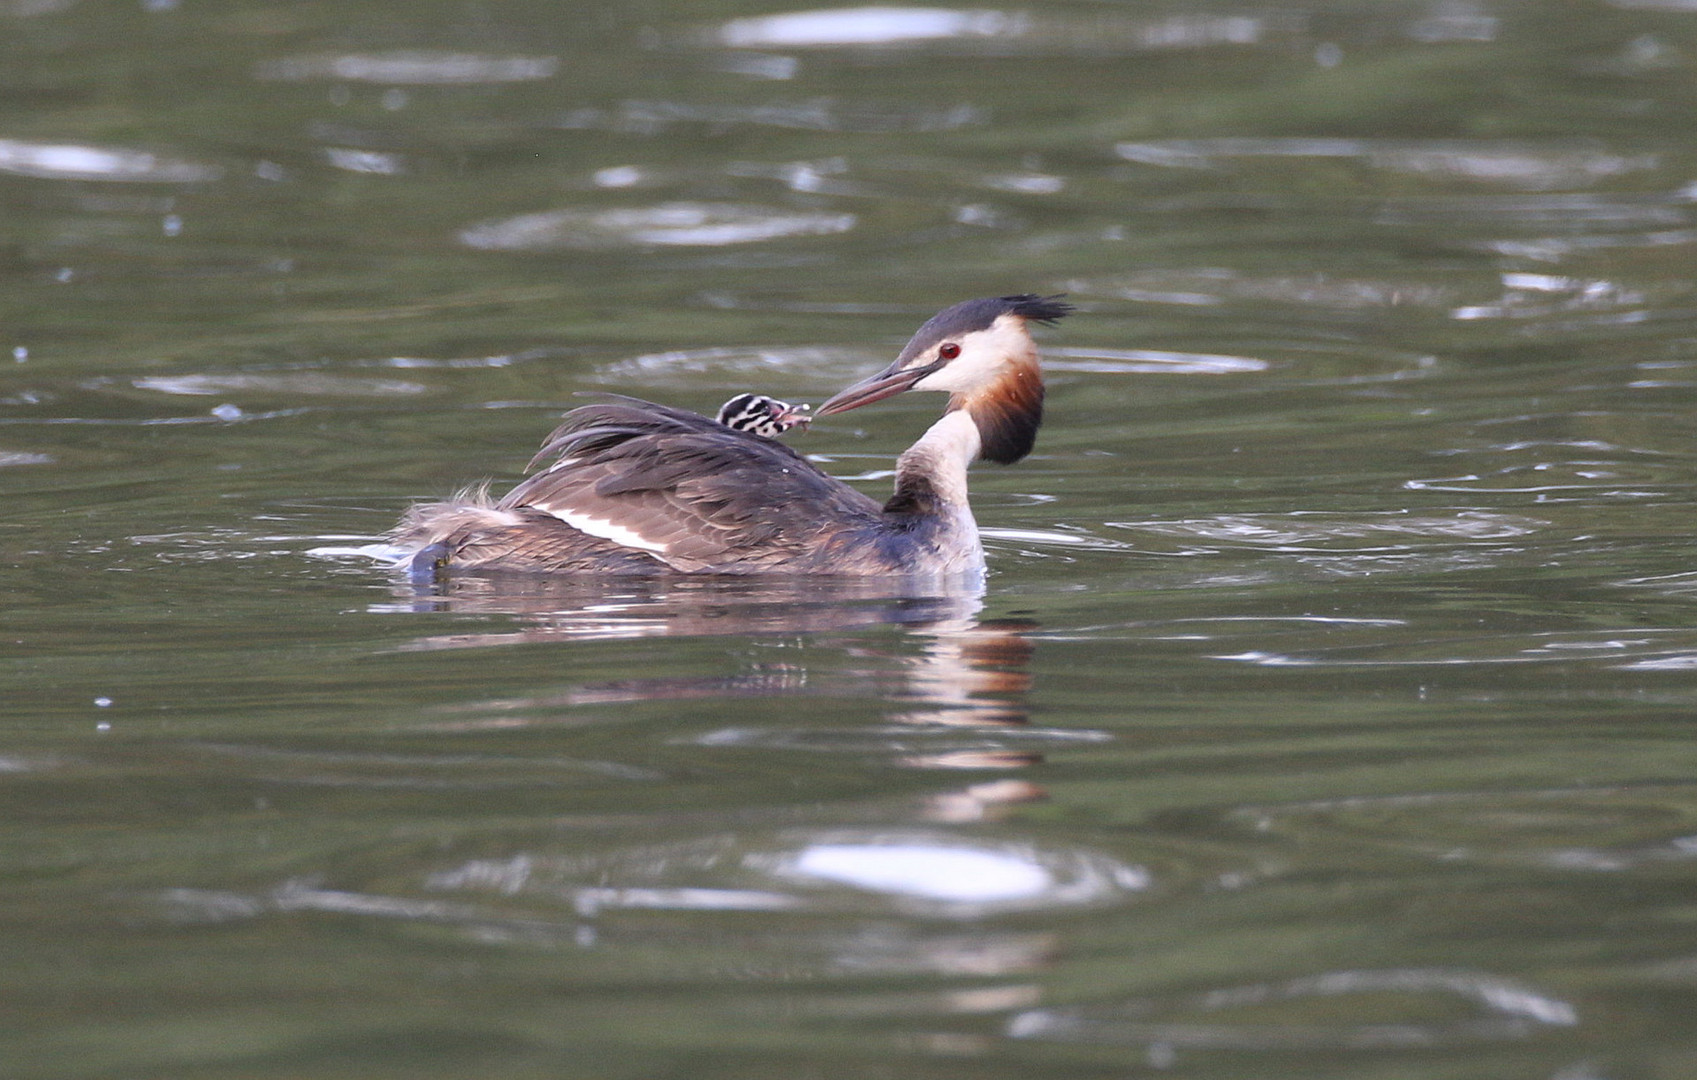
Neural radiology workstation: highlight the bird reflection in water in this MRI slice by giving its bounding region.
[388,573,1050,794]
[239,579,1135,990]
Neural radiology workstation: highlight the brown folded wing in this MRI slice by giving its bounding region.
[495,398,884,573]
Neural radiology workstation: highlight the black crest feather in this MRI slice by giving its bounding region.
[1002,293,1073,325]
[897,293,1071,361]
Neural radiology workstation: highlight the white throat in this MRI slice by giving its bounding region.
[897,409,981,507]
[887,408,985,575]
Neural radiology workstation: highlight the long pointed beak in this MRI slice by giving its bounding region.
[816,359,942,417]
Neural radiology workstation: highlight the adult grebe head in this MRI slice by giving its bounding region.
[815,293,1072,464]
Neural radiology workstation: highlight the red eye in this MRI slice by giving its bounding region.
[938,342,961,360]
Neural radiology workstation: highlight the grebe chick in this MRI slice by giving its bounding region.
[715,393,812,438]
[394,294,1071,578]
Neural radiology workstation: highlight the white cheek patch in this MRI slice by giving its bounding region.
[535,505,671,553]
[911,366,954,392]
[912,315,1029,392]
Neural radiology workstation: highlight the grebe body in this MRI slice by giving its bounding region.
[394,295,1070,578]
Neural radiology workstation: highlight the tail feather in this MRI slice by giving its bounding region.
[391,483,665,574]
[392,484,525,547]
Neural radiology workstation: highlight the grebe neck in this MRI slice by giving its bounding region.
[885,409,980,513]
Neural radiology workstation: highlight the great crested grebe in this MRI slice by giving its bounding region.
[395,294,1071,579]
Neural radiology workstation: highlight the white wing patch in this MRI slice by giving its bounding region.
[535,504,671,553]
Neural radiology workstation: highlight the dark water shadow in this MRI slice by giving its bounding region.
[387,569,988,638]
[381,570,1047,761]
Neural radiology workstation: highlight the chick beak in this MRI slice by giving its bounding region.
[776,402,813,431]
[816,358,943,417]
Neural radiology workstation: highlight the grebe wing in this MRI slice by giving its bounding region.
[524,395,756,469]
[498,400,883,572]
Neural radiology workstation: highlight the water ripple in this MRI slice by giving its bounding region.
[688,723,1108,760]
[1010,968,1576,1052]
[982,526,1135,551]
[557,99,984,135]
[1374,193,1688,228]
[254,51,560,84]
[133,373,429,397]
[1045,347,1267,375]
[757,831,1148,913]
[428,830,1149,919]
[1112,511,1544,549]
[707,7,1269,55]
[1615,571,1697,598]
[461,202,856,250]
[596,344,867,385]
[1063,268,1455,314]
[717,7,1024,48]
[1450,272,1661,321]
[0,138,220,183]
[1227,784,1697,873]
[1116,137,1660,191]
[1217,628,1697,669]
[1404,463,1673,498]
